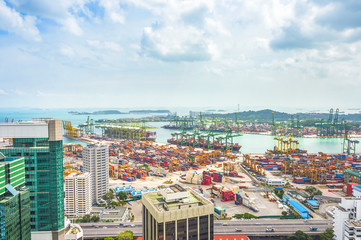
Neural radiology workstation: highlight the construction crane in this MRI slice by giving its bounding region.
[79,116,95,135]
[343,121,359,155]
[62,120,81,138]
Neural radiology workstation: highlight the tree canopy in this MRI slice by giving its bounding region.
[117,230,134,240]
[289,230,312,240]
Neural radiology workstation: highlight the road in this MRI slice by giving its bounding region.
[80,219,333,238]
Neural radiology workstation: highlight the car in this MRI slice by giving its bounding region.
[94,225,99,228]
[222,223,229,226]
[130,224,136,227]
[266,226,275,232]
[310,227,318,231]
[119,223,124,226]
[235,229,242,232]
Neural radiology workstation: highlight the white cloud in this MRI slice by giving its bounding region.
[0,0,41,41]
[6,0,87,36]
[60,45,75,57]
[0,89,7,94]
[99,0,125,24]
[37,90,64,97]
[87,40,122,51]
[141,24,213,62]
[13,89,24,95]
[61,16,83,36]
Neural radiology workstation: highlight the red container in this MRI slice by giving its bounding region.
[347,183,358,196]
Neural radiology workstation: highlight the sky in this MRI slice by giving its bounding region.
[0,0,361,109]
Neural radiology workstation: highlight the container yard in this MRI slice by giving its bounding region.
[61,118,361,223]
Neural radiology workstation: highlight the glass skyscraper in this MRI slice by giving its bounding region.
[0,119,64,239]
[0,153,31,240]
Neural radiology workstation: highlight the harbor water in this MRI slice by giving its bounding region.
[0,108,356,154]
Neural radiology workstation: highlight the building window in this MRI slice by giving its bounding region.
[188,217,198,240]
[165,221,176,240]
[177,219,187,240]
[158,223,164,240]
[199,215,209,240]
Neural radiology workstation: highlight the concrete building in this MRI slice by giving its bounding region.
[0,119,65,240]
[65,172,92,218]
[333,197,361,240]
[83,144,109,203]
[0,153,31,240]
[142,184,214,240]
[90,207,129,222]
[344,220,361,240]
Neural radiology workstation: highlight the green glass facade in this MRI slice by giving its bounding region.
[0,156,31,240]
[0,138,64,232]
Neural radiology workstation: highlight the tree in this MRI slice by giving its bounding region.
[117,230,134,240]
[102,190,115,206]
[117,191,128,201]
[83,214,91,223]
[305,186,322,198]
[320,228,334,240]
[104,237,115,240]
[282,211,288,216]
[91,215,100,222]
[289,230,312,240]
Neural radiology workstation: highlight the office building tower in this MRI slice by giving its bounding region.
[83,144,109,203]
[65,172,92,218]
[0,119,65,240]
[142,184,214,240]
[0,153,31,240]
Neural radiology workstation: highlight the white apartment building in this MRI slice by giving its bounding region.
[333,198,361,240]
[344,220,361,240]
[83,144,109,203]
[65,172,92,218]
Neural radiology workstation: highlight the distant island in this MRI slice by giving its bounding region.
[69,109,171,115]
[129,110,171,114]
[69,110,126,115]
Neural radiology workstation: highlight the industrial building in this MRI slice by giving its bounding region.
[0,119,65,240]
[0,153,31,240]
[142,184,214,240]
[83,144,109,203]
[333,197,361,240]
[65,172,92,218]
[266,178,286,186]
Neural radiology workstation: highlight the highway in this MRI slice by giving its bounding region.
[80,219,333,238]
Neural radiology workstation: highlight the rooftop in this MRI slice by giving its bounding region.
[346,220,361,227]
[144,186,208,212]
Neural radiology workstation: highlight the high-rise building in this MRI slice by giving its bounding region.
[333,197,361,239]
[0,119,65,240]
[142,184,214,240]
[83,144,109,203]
[65,172,92,218]
[0,153,31,240]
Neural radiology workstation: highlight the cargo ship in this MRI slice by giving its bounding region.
[162,125,194,130]
[167,138,241,152]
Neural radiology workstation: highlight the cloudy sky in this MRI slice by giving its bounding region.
[0,0,361,109]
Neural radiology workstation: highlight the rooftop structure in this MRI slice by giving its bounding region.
[142,184,214,240]
[65,224,83,240]
[90,207,129,222]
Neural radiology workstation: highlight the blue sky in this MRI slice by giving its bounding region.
[0,0,361,109]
